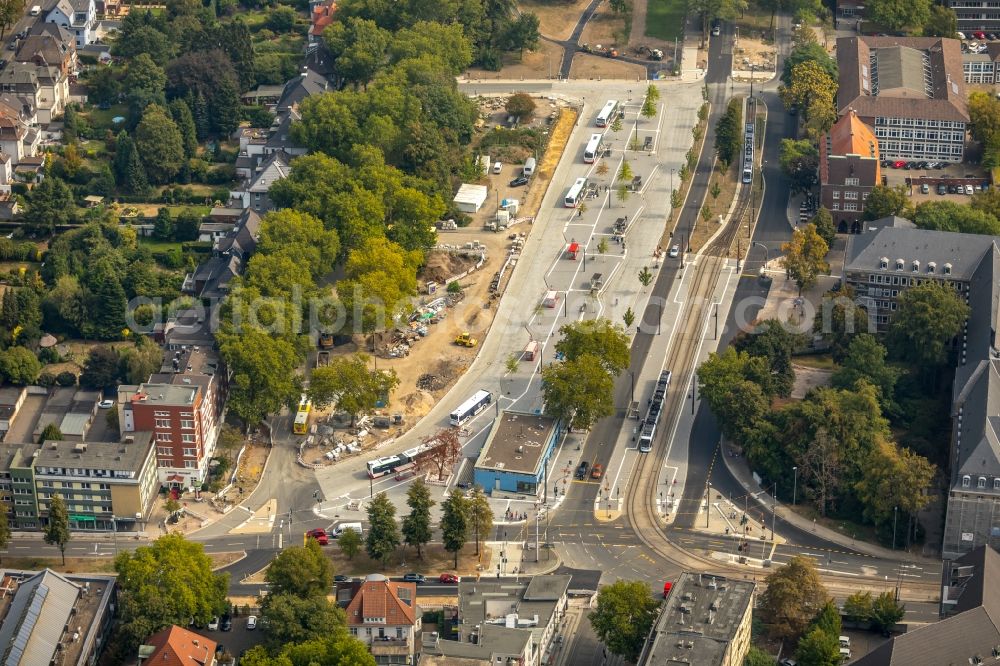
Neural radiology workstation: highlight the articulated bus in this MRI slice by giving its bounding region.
[596,100,620,127]
[367,455,405,479]
[293,394,312,435]
[564,177,588,208]
[448,389,492,427]
[584,133,604,163]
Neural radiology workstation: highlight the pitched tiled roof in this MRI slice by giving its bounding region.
[837,36,969,122]
[828,110,879,158]
[144,625,217,666]
[345,574,417,627]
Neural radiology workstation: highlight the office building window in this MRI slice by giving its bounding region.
[182,434,196,443]
[155,419,171,428]
[180,420,194,430]
[156,433,172,442]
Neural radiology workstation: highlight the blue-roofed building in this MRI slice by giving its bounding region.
[473,411,563,497]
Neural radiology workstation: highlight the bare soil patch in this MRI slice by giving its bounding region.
[569,53,647,79]
[418,251,479,285]
[580,8,627,48]
[732,36,777,75]
[790,364,833,399]
[521,0,591,41]
[465,38,564,80]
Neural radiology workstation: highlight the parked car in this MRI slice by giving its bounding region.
[306,528,329,545]
[403,573,426,584]
[208,617,220,631]
[880,159,890,168]
[509,175,529,187]
[937,183,947,195]
[98,399,114,409]
[966,184,975,195]
[663,581,673,598]
[974,30,987,39]
[334,574,351,582]
[246,616,258,630]
[711,24,721,35]
[892,160,906,168]
[957,31,967,40]
[221,615,232,632]
[668,244,680,258]
[989,33,999,40]
[439,573,460,584]
[590,463,604,480]
[575,461,589,479]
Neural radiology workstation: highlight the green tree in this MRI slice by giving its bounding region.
[365,492,400,566]
[781,41,837,87]
[641,95,657,123]
[843,590,874,624]
[264,540,333,597]
[267,5,297,30]
[308,355,399,425]
[913,200,1000,235]
[113,132,150,196]
[43,493,71,565]
[923,3,957,37]
[23,177,75,235]
[401,477,434,558]
[588,580,660,662]
[795,626,841,666]
[810,600,842,637]
[323,17,391,88]
[123,53,166,115]
[339,527,362,560]
[554,318,631,376]
[610,115,623,134]
[218,328,301,429]
[745,646,776,666]
[503,12,540,56]
[440,489,468,568]
[618,159,634,183]
[37,422,63,444]
[257,209,340,279]
[810,208,836,247]
[241,630,376,666]
[781,223,829,294]
[869,591,905,633]
[80,345,121,389]
[153,207,174,240]
[732,319,803,397]
[623,307,635,328]
[0,0,25,38]
[759,556,828,640]
[114,534,229,652]
[85,260,128,340]
[541,354,615,430]
[854,437,935,526]
[389,21,473,73]
[832,334,899,411]
[868,0,931,32]
[468,486,493,556]
[646,83,661,103]
[779,60,837,136]
[505,93,536,121]
[169,98,199,158]
[261,594,346,649]
[714,98,743,167]
[889,281,969,368]
[134,104,185,184]
[863,185,913,221]
[340,238,422,332]
[0,346,41,385]
[779,139,820,194]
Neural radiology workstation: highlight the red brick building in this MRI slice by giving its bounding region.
[820,110,882,233]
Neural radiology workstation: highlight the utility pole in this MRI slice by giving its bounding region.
[705,484,710,528]
[535,509,540,563]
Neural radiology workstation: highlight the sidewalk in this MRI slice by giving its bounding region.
[719,442,938,564]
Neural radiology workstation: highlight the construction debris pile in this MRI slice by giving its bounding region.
[417,373,448,391]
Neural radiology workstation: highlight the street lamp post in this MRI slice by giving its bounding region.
[892,506,898,551]
[792,466,798,506]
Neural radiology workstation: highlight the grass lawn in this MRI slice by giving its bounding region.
[83,104,129,132]
[646,0,687,42]
[138,237,184,253]
[792,353,837,370]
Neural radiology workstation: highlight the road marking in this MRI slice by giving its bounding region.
[817,568,860,577]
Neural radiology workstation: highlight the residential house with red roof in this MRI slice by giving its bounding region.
[139,625,217,666]
[820,110,882,233]
[345,573,420,665]
[310,0,336,44]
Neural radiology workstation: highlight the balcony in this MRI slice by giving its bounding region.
[370,637,410,656]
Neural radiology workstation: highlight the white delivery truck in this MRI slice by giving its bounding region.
[30,5,41,15]
[332,522,363,537]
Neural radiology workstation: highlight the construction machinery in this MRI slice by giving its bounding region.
[454,332,478,347]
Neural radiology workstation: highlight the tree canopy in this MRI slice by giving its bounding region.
[554,318,631,376]
[888,281,969,368]
[588,581,660,662]
[781,222,829,294]
[759,556,828,640]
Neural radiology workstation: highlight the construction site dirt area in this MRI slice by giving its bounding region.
[464,39,564,80]
[521,0,592,40]
[732,36,777,76]
[580,7,628,51]
[569,53,648,80]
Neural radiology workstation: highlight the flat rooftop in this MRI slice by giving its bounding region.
[131,383,199,407]
[475,411,557,476]
[34,432,153,475]
[639,573,755,666]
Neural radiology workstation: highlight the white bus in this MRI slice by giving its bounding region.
[584,133,604,163]
[449,389,492,427]
[367,455,405,479]
[564,177,588,208]
[596,100,620,127]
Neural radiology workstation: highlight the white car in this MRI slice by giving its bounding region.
[98,399,114,409]
[957,31,967,40]
[208,617,219,631]
[966,184,975,195]
[668,244,680,258]
[711,25,721,36]
[247,615,258,630]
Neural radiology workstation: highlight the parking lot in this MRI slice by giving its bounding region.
[191,614,266,664]
[881,160,990,205]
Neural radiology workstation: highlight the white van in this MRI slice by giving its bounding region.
[492,161,503,174]
[523,157,536,177]
[29,4,41,15]
[332,522,363,537]
[839,636,851,648]
[839,647,852,661]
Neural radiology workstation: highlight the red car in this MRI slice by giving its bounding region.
[892,160,906,169]
[663,581,673,599]
[439,573,460,584]
[974,30,987,40]
[306,528,329,545]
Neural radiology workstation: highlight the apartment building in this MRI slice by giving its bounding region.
[843,222,1000,557]
[44,0,97,48]
[820,110,882,232]
[948,0,1000,33]
[118,376,219,489]
[345,574,420,665]
[837,36,969,163]
[638,573,755,666]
